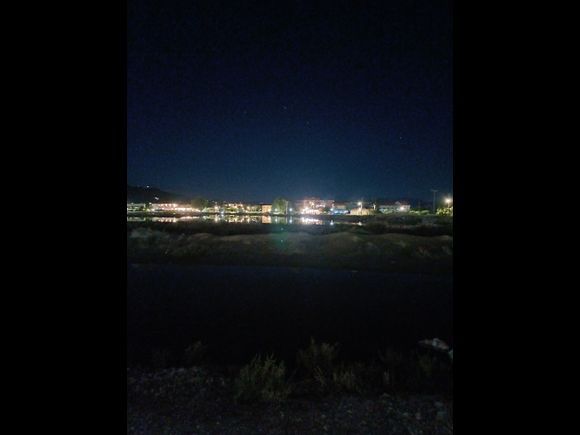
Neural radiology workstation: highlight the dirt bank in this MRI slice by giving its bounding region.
[127,228,452,273]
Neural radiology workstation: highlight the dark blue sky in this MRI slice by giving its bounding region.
[128,0,452,203]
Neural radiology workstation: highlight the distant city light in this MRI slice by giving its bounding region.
[127,196,421,221]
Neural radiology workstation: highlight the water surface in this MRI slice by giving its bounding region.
[127,264,453,366]
[127,214,351,225]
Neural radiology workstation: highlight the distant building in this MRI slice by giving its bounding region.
[174,205,194,212]
[245,204,262,213]
[150,203,179,211]
[350,206,373,216]
[378,201,411,213]
[297,198,334,214]
[331,202,350,215]
[127,203,146,212]
[261,204,272,214]
[224,202,245,213]
[202,204,218,212]
[149,203,194,212]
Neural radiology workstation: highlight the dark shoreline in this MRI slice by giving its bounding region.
[127,228,453,274]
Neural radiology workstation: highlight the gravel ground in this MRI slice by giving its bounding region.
[127,367,453,434]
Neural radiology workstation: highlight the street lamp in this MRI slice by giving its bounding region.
[357,201,362,215]
[445,197,452,208]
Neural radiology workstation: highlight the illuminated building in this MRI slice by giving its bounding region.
[378,201,411,213]
[127,203,147,212]
[297,198,334,214]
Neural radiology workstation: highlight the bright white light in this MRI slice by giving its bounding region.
[445,197,452,205]
[357,202,362,206]
[300,217,322,225]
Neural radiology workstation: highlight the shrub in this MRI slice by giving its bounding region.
[409,352,453,392]
[297,338,340,393]
[332,364,362,394]
[436,206,453,216]
[297,338,339,377]
[417,353,435,379]
[378,348,405,390]
[312,366,329,392]
[234,355,291,403]
[184,341,207,366]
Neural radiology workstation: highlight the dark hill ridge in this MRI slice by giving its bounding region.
[127,185,188,203]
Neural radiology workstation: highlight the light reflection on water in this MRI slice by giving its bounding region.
[127,215,344,225]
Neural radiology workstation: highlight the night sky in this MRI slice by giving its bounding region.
[127,0,452,203]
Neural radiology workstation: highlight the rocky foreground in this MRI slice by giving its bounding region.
[127,367,453,434]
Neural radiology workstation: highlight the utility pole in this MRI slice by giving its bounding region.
[431,189,439,214]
